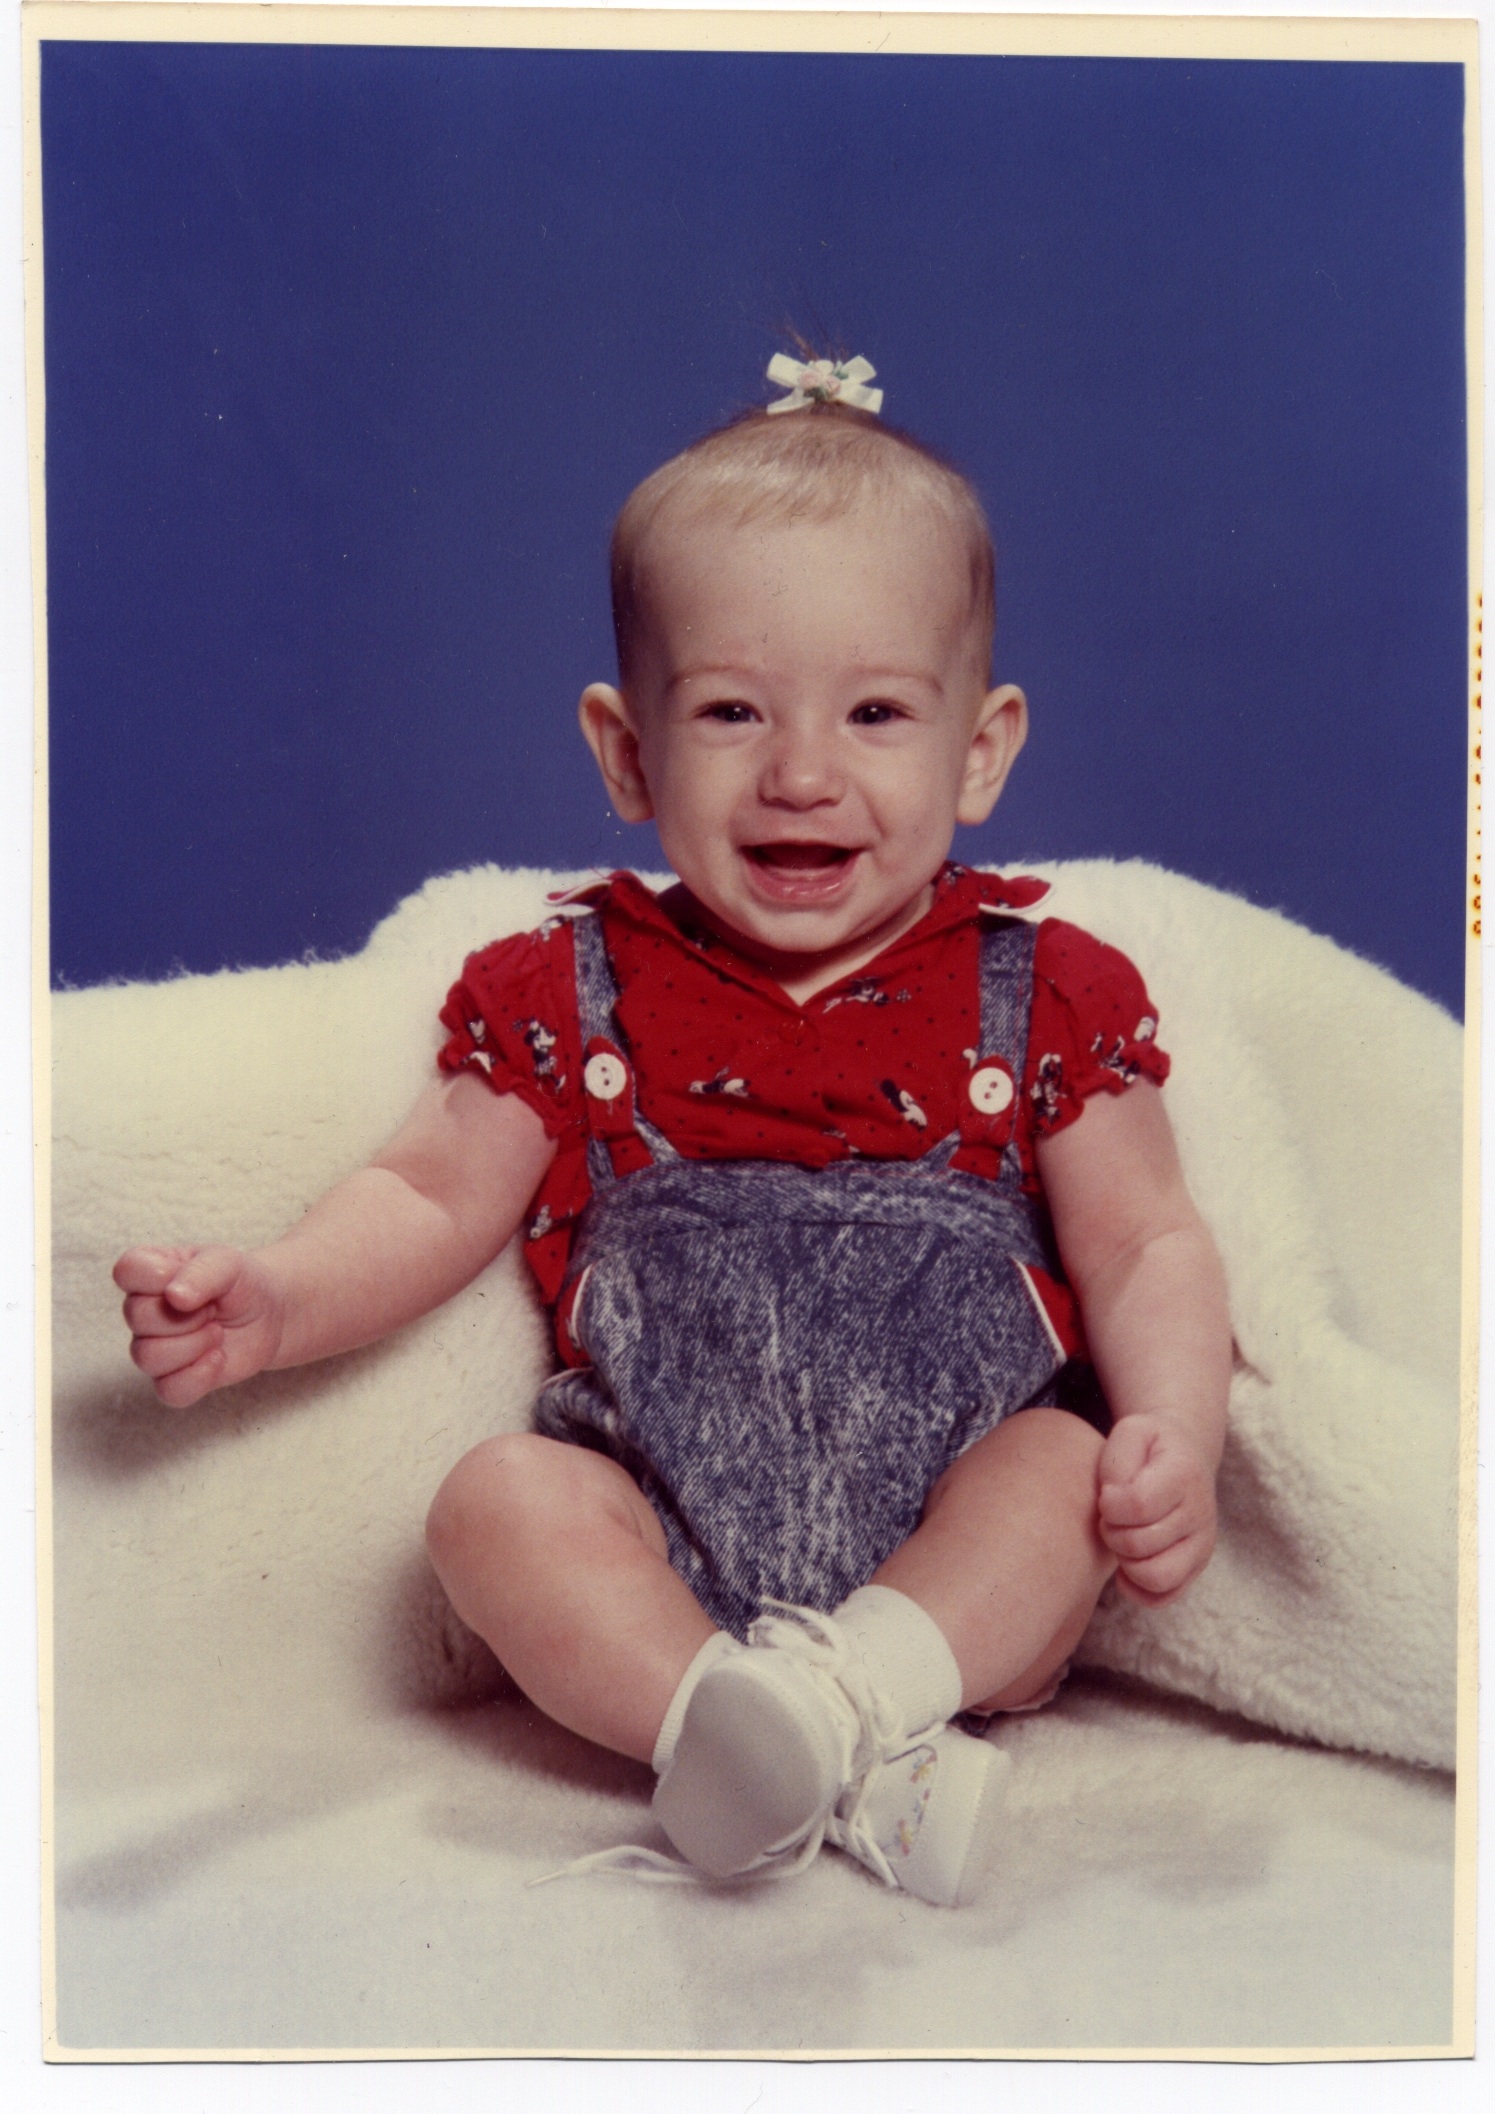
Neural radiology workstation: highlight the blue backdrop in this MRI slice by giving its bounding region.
[42,40,1468,1011]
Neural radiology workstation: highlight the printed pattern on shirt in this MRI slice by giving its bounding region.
[437,865,1168,1308]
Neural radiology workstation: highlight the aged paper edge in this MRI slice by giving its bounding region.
[22,0,1481,2067]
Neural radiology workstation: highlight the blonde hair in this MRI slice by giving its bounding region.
[610,402,996,683]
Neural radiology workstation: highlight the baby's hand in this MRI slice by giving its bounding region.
[113,1245,285,1408]
[1095,1412,1218,1607]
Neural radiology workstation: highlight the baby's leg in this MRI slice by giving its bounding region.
[873,1407,1115,1713]
[426,1433,716,1763]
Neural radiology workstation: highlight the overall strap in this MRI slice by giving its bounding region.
[950,916,1041,1189]
[977,916,1040,1078]
[570,909,676,1189]
[571,904,624,1045]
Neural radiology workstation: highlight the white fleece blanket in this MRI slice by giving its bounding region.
[48,860,1462,2054]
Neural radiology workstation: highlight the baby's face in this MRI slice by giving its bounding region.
[582,499,1025,989]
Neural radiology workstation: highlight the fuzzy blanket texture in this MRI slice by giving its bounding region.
[49,860,1463,2054]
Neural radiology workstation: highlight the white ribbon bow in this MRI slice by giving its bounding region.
[765,352,884,416]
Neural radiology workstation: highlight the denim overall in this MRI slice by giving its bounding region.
[533,910,1071,1638]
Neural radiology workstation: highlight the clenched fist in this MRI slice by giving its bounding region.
[113,1245,286,1408]
[1096,1411,1218,1606]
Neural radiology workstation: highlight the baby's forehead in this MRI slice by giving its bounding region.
[628,498,991,688]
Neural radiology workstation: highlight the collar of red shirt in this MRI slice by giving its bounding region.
[549,863,1051,1007]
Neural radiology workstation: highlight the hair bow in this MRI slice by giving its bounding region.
[765,353,884,416]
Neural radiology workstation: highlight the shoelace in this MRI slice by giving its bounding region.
[748,1604,928,1891]
[529,1600,901,1890]
[527,1826,827,1891]
[823,1784,900,1890]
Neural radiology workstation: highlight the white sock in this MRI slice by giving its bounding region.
[651,1631,740,1776]
[832,1585,963,1743]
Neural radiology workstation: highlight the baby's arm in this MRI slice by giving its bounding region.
[115,1073,556,1408]
[1036,1082,1231,1606]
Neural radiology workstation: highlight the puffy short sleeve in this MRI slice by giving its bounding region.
[1024,919,1170,1139]
[437,915,584,1141]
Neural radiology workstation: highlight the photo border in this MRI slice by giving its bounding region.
[19,0,1483,2072]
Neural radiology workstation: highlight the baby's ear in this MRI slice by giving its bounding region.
[957,684,1028,825]
[579,683,654,824]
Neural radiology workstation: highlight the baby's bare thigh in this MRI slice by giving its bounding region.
[926,1405,1105,1519]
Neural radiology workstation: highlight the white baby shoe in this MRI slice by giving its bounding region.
[827,1722,1008,1908]
[652,1602,1005,1905]
[653,1606,891,1881]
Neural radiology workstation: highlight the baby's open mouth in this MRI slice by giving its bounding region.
[747,843,855,871]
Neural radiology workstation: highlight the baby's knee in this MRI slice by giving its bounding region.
[425,1431,561,1568]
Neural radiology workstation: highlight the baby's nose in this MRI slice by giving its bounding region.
[760,727,843,806]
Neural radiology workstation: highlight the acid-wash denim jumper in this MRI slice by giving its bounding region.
[533,909,1072,1638]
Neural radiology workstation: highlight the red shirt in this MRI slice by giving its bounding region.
[438,865,1169,1335]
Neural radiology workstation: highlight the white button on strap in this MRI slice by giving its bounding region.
[584,1052,628,1101]
[968,1064,1014,1116]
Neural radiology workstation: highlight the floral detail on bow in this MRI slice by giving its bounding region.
[765,352,884,415]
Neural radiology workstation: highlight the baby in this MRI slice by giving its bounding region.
[116,358,1230,1908]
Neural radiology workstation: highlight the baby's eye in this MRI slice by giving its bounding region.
[699,700,759,725]
[849,700,907,726]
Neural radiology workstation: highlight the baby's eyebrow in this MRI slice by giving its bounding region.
[848,669,946,695]
[665,665,758,696]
